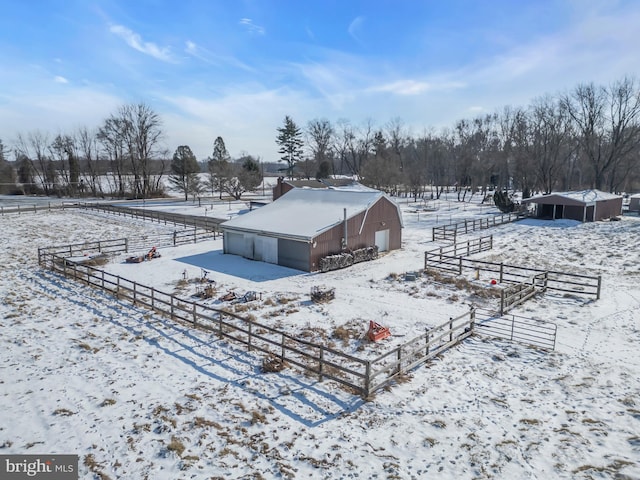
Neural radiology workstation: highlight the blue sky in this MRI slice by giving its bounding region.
[1,0,639,162]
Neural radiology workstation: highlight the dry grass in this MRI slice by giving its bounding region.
[83,454,112,480]
[262,355,287,373]
[53,408,75,416]
[100,398,116,407]
[166,436,186,457]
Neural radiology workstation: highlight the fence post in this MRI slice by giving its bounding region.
[499,263,504,283]
[170,295,174,319]
[425,330,430,356]
[500,291,505,316]
[318,347,324,381]
[133,282,137,305]
[396,347,402,375]
[192,302,197,326]
[596,275,601,300]
[125,238,129,253]
[247,322,252,351]
[364,361,371,399]
[470,307,475,332]
[449,317,454,342]
[459,257,462,275]
[150,288,155,310]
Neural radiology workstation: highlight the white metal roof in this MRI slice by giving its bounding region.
[221,188,401,241]
[524,189,622,205]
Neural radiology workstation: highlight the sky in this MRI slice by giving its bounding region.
[1,0,639,162]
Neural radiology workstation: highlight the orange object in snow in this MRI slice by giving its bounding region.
[367,320,391,342]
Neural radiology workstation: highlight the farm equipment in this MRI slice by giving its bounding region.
[367,320,391,342]
[126,246,161,264]
[195,283,216,299]
[218,291,237,302]
[310,285,335,303]
[241,291,258,302]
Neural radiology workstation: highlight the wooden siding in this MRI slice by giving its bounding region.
[309,196,402,271]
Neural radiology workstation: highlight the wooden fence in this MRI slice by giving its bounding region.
[0,202,78,215]
[79,203,224,232]
[366,309,476,393]
[474,308,557,350]
[425,254,601,300]
[499,272,548,315]
[38,242,478,398]
[432,211,528,242]
[425,235,493,263]
[37,229,217,265]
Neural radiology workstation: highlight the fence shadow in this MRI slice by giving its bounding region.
[175,249,306,282]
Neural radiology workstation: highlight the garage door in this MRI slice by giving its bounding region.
[255,235,278,264]
[375,229,389,252]
[225,232,245,256]
[278,239,309,271]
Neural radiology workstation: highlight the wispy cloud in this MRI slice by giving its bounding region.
[369,80,430,96]
[109,24,173,62]
[239,18,265,35]
[54,76,69,84]
[184,40,255,72]
[347,16,365,45]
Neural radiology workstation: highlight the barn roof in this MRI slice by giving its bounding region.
[222,189,401,241]
[522,189,622,206]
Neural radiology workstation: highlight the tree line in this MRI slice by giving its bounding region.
[0,103,263,200]
[276,76,640,200]
[1,76,638,200]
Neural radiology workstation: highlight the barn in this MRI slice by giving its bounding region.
[522,190,623,222]
[221,189,403,272]
[272,176,370,200]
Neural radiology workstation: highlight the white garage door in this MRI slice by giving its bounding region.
[375,229,390,252]
[225,232,245,256]
[255,235,278,264]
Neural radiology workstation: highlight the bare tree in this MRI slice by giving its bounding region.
[77,127,102,197]
[561,77,640,191]
[306,118,334,177]
[15,131,54,195]
[528,96,575,194]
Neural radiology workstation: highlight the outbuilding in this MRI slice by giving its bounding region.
[628,193,640,213]
[272,177,371,200]
[221,188,403,271]
[522,190,623,222]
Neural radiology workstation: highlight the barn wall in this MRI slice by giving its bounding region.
[308,197,402,271]
[563,205,584,221]
[595,198,623,220]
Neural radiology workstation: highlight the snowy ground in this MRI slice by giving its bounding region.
[1,194,639,479]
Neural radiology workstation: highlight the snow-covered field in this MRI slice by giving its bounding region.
[1,194,639,479]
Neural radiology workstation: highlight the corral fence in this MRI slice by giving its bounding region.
[425,235,493,261]
[474,308,557,350]
[432,211,528,242]
[37,231,216,265]
[38,241,477,398]
[425,254,601,300]
[79,203,224,233]
[500,272,548,315]
[0,202,79,215]
[366,309,476,393]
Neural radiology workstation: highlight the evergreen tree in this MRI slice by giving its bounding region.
[169,145,201,200]
[275,116,304,179]
[208,136,231,199]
